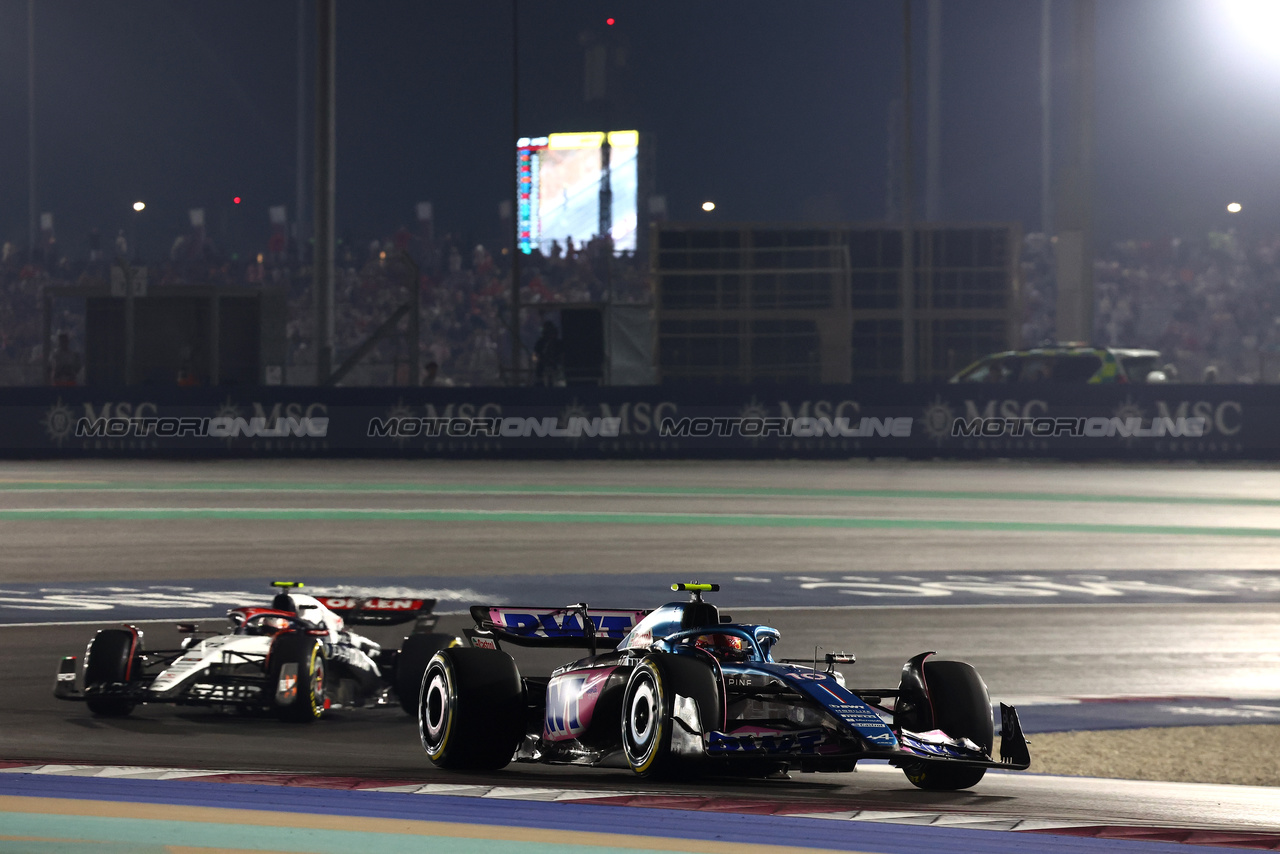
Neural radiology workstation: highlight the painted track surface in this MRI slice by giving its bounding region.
[5,768,1280,854]
[1,459,1279,844]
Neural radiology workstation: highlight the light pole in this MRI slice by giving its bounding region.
[124,201,145,386]
[314,0,336,384]
[510,0,522,385]
[900,0,916,383]
[131,201,145,263]
[27,0,37,262]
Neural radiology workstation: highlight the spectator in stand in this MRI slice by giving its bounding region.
[533,320,563,386]
[177,345,199,387]
[49,331,82,386]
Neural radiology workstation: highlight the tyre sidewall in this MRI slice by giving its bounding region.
[925,660,993,754]
[419,653,457,763]
[84,629,139,717]
[418,647,524,770]
[269,634,325,721]
[622,659,667,775]
[904,660,992,790]
[397,633,460,715]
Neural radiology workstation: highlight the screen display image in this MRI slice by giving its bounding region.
[518,130,638,254]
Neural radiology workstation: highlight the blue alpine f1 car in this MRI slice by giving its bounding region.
[418,583,1030,790]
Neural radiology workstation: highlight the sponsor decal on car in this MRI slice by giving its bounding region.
[315,597,425,611]
[707,728,827,755]
[543,668,616,741]
[275,664,298,705]
[489,608,645,640]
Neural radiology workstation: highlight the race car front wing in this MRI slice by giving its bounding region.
[689,702,1030,772]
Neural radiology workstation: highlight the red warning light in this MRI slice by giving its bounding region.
[233,196,242,205]
[606,17,615,25]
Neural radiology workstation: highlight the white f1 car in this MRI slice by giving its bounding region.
[54,582,459,721]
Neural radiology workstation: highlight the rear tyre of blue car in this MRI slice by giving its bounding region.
[622,653,721,778]
[903,659,993,791]
[84,629,139,718]
[420,648,525,770]
[395,633,461,715]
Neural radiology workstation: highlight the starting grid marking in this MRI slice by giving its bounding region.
[0,762,1091,833]
[1,570,1278,624]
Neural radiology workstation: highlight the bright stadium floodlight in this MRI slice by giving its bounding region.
[132,201,145,212]
[701,201,715,212]
[1227,202,1243,213]
[1221,0,1280,63]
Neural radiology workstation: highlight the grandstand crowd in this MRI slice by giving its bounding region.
[0,225,650,386]
[1020,230,1280,383]
[6,221,1280,385]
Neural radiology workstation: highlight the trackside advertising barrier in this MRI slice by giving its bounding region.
[0,383,1270,458]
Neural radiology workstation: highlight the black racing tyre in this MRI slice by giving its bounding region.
[267,634,326,722]
[419,648,524,770]
[395,633,462,715]
[621,653,722,778]
[84,629,139,718]
[903,659,993,791]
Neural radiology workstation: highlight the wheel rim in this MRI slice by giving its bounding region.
[311,656,325,713]
[628,677,657,750]
[423,671,448,742]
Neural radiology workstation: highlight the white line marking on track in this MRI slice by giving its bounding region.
[1,505,1277,532]
[0,616,228,628]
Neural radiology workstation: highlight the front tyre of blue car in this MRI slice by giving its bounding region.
[622,653,721,779]
[903,760,986,791]
[902,659,992,791]
[622,659,670,776]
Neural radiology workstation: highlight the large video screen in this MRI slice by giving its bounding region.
[518,130,638,255]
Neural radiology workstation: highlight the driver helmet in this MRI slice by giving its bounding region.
[244,614,293,636]
[694,632,749,662]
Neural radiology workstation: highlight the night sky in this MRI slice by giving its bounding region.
[0,0,1277,259]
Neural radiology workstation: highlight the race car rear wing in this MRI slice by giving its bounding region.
[271,581,440,630]
[469,604,649,652]
[314,596,438,630]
